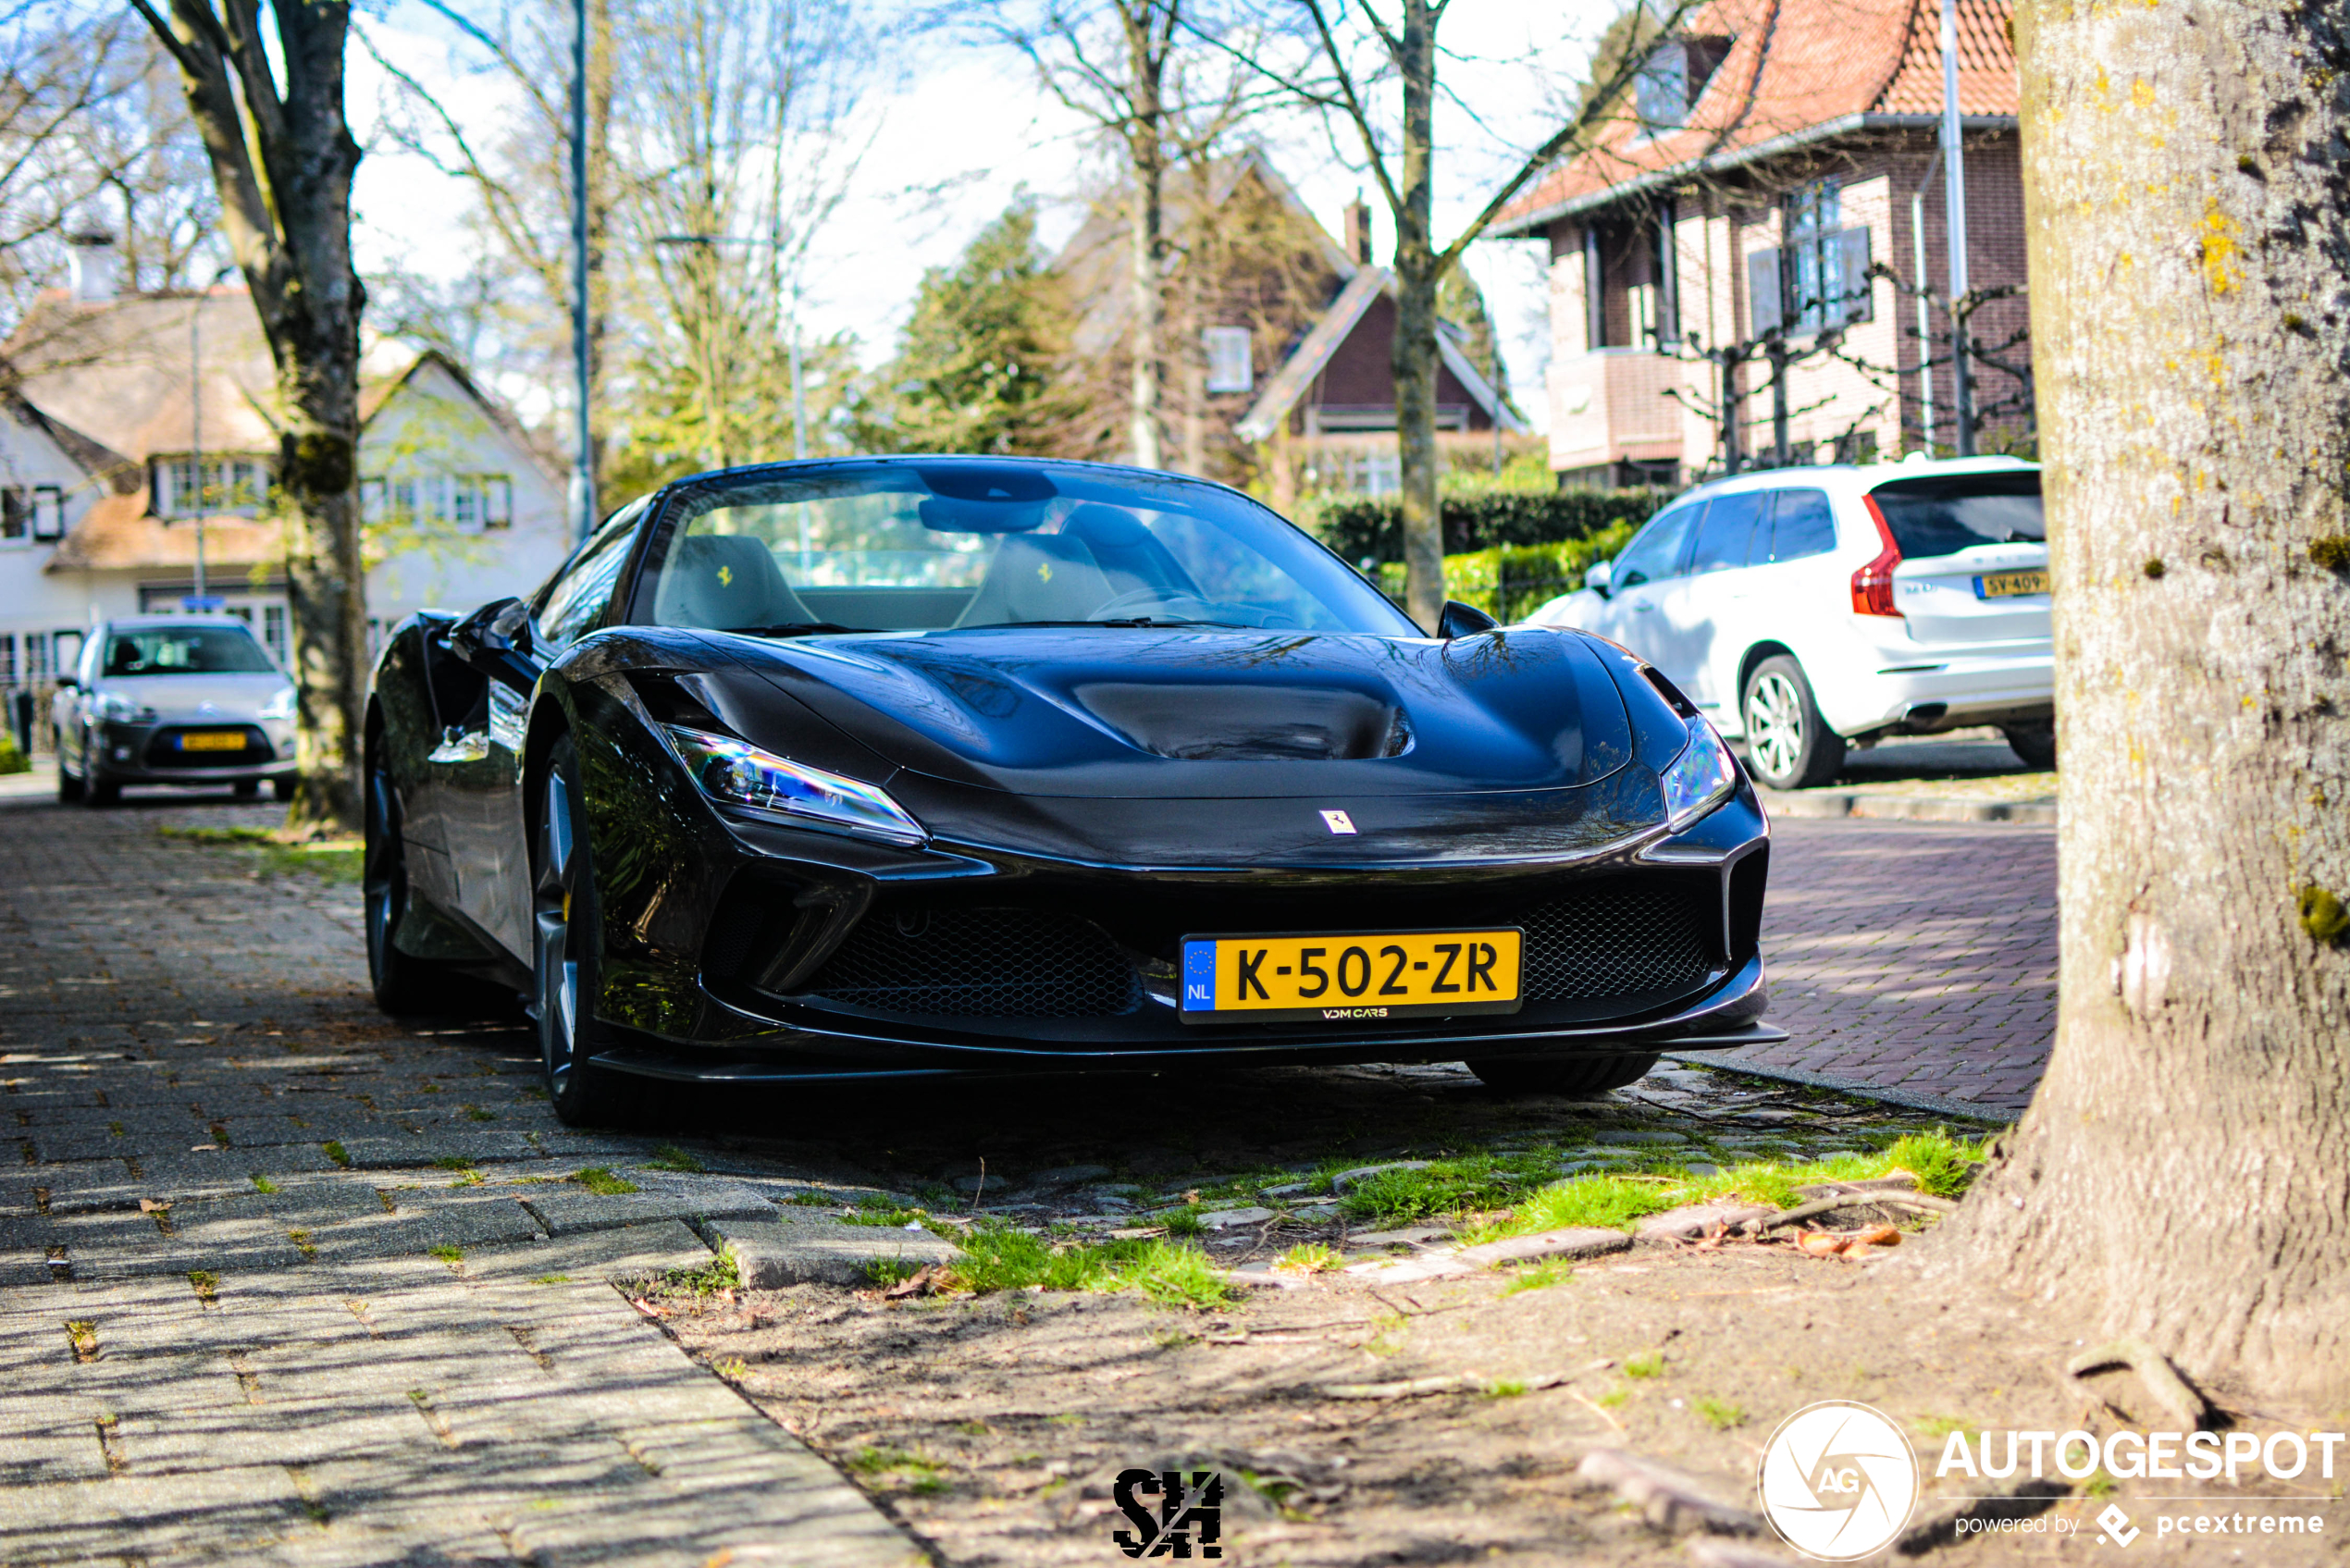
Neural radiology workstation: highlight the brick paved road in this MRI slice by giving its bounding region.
[1729,817,2058,1115]
[0,794,917,1568]
[0,785,2053,1563]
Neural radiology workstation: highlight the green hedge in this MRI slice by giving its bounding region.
[1376,521,1645,623]
[1317,488,1668,563]
[0,733,25,777]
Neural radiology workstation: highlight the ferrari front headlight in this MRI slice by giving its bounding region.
[662,725,926,846]
[258,686,296,720]
[1661,715,1739,833]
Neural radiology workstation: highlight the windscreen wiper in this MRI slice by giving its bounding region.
[724,622,869,636]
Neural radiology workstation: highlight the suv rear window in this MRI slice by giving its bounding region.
[1868,472,2044,558]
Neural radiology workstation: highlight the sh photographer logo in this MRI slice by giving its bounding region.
[1758,1401,1921,1561]
[1112,1467,1222,1558]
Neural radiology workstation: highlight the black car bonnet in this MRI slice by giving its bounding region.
[715,625,1635,800]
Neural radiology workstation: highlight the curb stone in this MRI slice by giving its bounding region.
[701,1213,961,1289]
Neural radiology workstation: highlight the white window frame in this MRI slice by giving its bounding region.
[1203,327,1254,394]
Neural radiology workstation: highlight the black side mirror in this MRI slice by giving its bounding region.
[1438,600,1501,639]
[447,597,540,689]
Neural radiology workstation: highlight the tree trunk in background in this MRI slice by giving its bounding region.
[1391,0,1441,631]
[1942,0,2350,1405]
[1121,2,1169,469]
[137,0,367,833]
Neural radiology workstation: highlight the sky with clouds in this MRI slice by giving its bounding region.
[346,0,1622,433]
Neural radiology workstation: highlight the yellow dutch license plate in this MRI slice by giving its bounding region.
[1976,569,2049,599]
[177,731,247,752]
[1179,928,1522,1024]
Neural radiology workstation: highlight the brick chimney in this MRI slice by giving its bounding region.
[67,231,118,302]
[1343,198,1373,265]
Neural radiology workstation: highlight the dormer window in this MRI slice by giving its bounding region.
[156,457,270,518]
[1633,36,1732,135]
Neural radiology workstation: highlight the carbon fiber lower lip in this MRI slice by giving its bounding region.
[585,953,1777,1082]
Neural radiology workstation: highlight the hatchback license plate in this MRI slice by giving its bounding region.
[1975,569,2049,599]
[177,731,246,752]
[1179,928,1522,1024]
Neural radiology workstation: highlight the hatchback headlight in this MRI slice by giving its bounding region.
[1661,716,1739,833]
[662,725,926,846]
[259,686,296,721]
[91,690,155,724]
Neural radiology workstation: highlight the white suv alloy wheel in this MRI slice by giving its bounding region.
[1745,669,1806,782]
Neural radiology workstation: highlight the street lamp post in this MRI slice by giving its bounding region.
[1939,0,1976,455]
[569,0,596,542]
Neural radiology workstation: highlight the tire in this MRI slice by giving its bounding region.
[1466,1053,1662,1095]
[85,769,120,807]
[2001,721,2057,772]
[273,775,297,803]
[234,779,261,799]
[363,744,476,1016]
[533,736,622,1127]
[1739,655,1846,791]
[56,735,81,804]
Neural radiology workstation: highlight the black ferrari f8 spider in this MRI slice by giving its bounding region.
[364,458,1781,1123]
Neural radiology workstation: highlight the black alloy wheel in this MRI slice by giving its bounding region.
[234,779,261,799]
[1466,1053,1662,1095]
[274,775,297,803]
[533,736,618,1126]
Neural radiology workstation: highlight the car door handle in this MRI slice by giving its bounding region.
[1630,600,1657,612]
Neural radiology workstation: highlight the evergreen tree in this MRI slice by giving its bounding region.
[857,200,1080,455]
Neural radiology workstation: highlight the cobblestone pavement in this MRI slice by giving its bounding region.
[0,796,918,1568]
[0,787,2054,1563]
[1716,817,2057,1115]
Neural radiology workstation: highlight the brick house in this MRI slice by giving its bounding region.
[1488,0,2027,487]
[1056,151,1523,502]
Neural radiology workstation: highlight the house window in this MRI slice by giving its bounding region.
[1203,327,1254,394]
[1748,186,1874,340]
[23,633,49,683]
[0,488,24,544]
[31,486,62,540]
[367,474,513,532]
[161,458,268,517]
[264,606,287,664]
[1635,43,1688,131]
[0,635,15,685]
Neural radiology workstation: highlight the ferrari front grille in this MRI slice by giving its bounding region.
[1517,880,1715,1001]
[802,907,1145,1019]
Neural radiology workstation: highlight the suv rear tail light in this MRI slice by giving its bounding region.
[1851,494,1903,616]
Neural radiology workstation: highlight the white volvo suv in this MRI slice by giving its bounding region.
[1525,456,2051,790]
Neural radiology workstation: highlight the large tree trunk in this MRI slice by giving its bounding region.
[1942,0,2350,1405]
[1391,0,1442,632]
[142,0,367,833]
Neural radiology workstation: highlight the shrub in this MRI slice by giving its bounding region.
[1315,488,1668,564]
[1376,523,1644,623]
[0,733,26,776]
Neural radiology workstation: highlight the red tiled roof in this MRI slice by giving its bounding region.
[1490,0,2016,233]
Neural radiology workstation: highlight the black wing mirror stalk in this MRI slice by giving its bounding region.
[447,597,541,690]
[1438,600,1501,639]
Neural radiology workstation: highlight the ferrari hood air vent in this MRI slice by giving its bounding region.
[1071,683,1411,761]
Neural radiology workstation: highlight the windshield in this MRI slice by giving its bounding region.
[1869,472,2045,558]
[104,626,276,676]
[640,463,1418,636]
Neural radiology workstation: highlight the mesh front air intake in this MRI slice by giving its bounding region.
[1517,880,1714,1001]
[802,907,1144,1019]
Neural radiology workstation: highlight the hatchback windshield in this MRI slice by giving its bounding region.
[641,463,1417,636]
[104,626,275,676]
[1869,472,2044,558]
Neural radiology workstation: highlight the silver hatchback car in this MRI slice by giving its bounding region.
[53,616,299,805]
